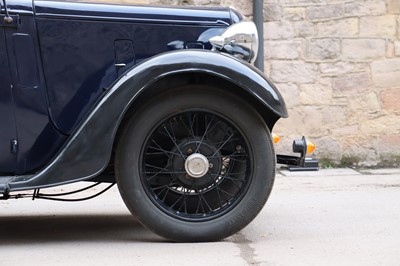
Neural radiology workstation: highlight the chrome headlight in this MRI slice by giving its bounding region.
[209,21,259,64]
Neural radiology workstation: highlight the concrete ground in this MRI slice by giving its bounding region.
[0,168,399,265]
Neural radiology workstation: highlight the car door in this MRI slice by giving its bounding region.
[1,0,68,175]
[0,3,17,174]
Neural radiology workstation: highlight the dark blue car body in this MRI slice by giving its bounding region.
[0,0,292,241]
[1,0,286,187]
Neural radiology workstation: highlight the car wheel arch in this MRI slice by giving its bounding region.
[7,51,285,190]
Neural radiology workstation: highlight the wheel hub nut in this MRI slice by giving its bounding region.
[185,153,209,178]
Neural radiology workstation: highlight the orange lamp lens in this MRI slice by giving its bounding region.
[272,133,280,144]
[307,141,316,154]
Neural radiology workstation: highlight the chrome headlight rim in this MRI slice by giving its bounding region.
[209,21,259,64]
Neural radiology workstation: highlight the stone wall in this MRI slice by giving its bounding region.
[259,0,400,167]
[83,0,400,167]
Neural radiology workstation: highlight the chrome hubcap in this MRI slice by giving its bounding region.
[184,153,209,178]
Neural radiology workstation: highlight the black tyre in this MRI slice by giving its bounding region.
[115,87,275,242]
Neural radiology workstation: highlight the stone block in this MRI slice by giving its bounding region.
[342,137,379,167]
[333,73,371,94]
[307,38,341,60]
[371,58,400,87]
[348,92,380,113]
[264,4,282,21]
[342,39,385,61]
[387,41,395,58]
[353,63,371,72]
[317,18,358,37]
[394,41,400,56]
[378,134,400,156]
[313,136,342,164]
[347,108,381,126]
[264,21,292,40]
[299,106,324,136]
[306,4,343,21]
[282,7,305,21]
[319,61,354,76]
[272,108,303,137]
[221,0,252,15]
[360,16,397,37]
[331,96,347,106]
[272,106,326,138]
[398,17,400,39]
[265,40,302,60]
[321,106,346,126]
[380,88,400,111]
[299,78,332,105]
[264,60,271,77]
[331,124,359,136]
[270,61,318,83]
[360,115,400,135]
[275,83,299,108]
[388,0,400,14]
[344,0,386,16]
[293,21,315,37]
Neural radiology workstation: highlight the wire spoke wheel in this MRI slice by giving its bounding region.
[116,88,275,242]
[142,111,251,221]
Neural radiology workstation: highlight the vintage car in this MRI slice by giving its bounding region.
[0,0,315,242]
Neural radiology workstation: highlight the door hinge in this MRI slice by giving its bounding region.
[10,139,18,154]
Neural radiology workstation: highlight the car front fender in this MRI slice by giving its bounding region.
[9,50,287,190]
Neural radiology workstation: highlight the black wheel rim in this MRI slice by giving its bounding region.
[140,110,252,222]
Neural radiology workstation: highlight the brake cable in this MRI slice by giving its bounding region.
[8,182,116,202]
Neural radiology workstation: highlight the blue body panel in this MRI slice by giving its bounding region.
[1,1,67,175]
[0,0,286,188]
[0,27,17,174]
[34,1,234,136]
[35,9,228,134]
